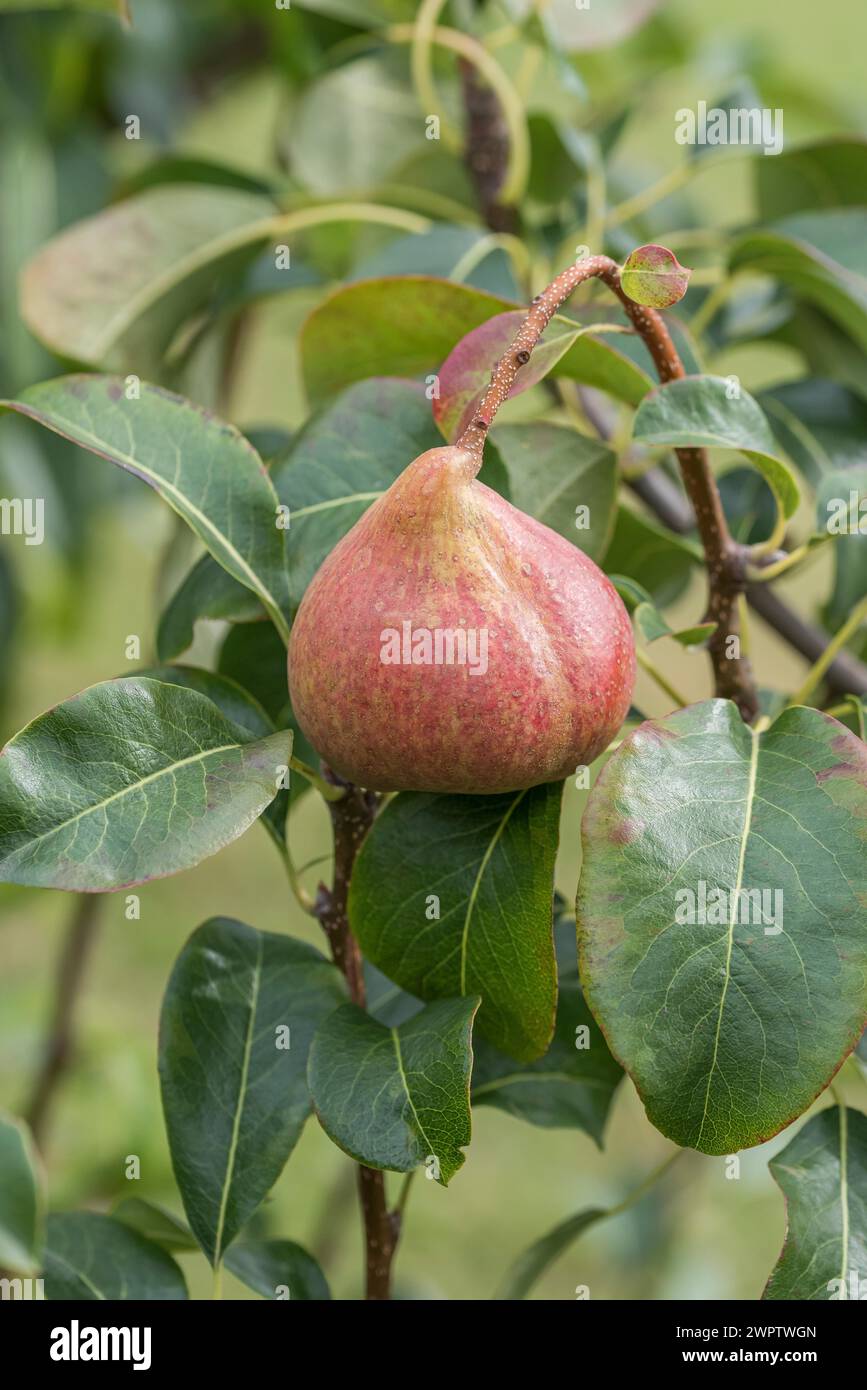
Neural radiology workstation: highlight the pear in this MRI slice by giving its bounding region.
[288,444,635,794]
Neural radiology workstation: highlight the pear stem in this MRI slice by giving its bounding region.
[457,254,760,723]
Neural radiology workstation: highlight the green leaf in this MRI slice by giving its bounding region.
[496,1208,606,1299]
[523,0,660,51]
[758,379,867,489]
[0,0,126,10]
[729,210,867,354]
[292,0,417,22]
[43,1213,187,1300]
[632,374,801,526]
[349,784,562,1061]
[621,244,691,309]
[755,138,867,221]
[484,423,617,561]
[218,623,293,727]
[472,972,621,1142]
[134,663,292,849]
[633,601,716,647]
[0,678,290,891]
[603,506,700,606]
[271,378,443,609]
[112,1199,198,1253]
[157,556,263,662]
[159,918,346,1265]
[2,377,291,640]
[578,700,867,1153]
[20,184,276,372]
[225,1239,331,1300]
[308,997,478,1185]
[0,1113,43,1273]
[135,665,273,741]
[433,310,647,442]
[300,277,650,411]
[288,56,425,197]
[765,1106,867,1300]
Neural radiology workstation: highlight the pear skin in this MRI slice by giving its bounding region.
[288,446,635,793]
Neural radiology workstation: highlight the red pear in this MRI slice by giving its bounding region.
[288,443,635,794]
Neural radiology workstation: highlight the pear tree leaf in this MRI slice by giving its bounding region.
[511,0,660,52]
[472,972,621,1142]
[0,0,128,12]
[308,997,478,1185]
[300,277,650,413]
[578,700,867,1154]
[496,1208,607,1300]
[112,1199,198,1254]
[349,784,562,1061]
[603,507,701,607]
[1,376,292,640]
[483,423,617,561]
[764,1106,867,1300]
[0,1113,43,1273]
[633,601,716,647]
[20,184,277,373]
[0,678,290,891]
[758,379,867,488]
[755,138,867,220]
[159,918,346,1265]
[43,1213,187,1300]
[157,556,264,662]
[133,663,291,850]
[271,378,443,610]
[729,210,867,354]
[621,244,691,309]
[632,375,801,535]
[433,310,644,442]
[225,1239,331,1300]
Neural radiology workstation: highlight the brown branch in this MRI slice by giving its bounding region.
[625,464,867,698]
[313,769,400,1301]
[458,56,519,234]
[457,254,760,720]
[23,894,102,1149]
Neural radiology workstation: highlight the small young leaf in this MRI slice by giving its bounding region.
[0,678,290,891]
[0,1113,43,1273]
[225,1239,331,1300]
[43,1213,187,1300]
[2,377,292,641]
[579,700,867,1154]
[308,997,478,1185]
[621,244,691,309]
[159,918,346,1265]
[764,1106,867,1300]
[349,784,562,1061]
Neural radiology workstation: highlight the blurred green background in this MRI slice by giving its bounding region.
[1,0,865,1299]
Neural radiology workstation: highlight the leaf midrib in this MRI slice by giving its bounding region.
[695,725,761,1149]
[8,402,290,641]
[459,791,526,994]
[4,739,244,861]
[213,933,263,1264]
